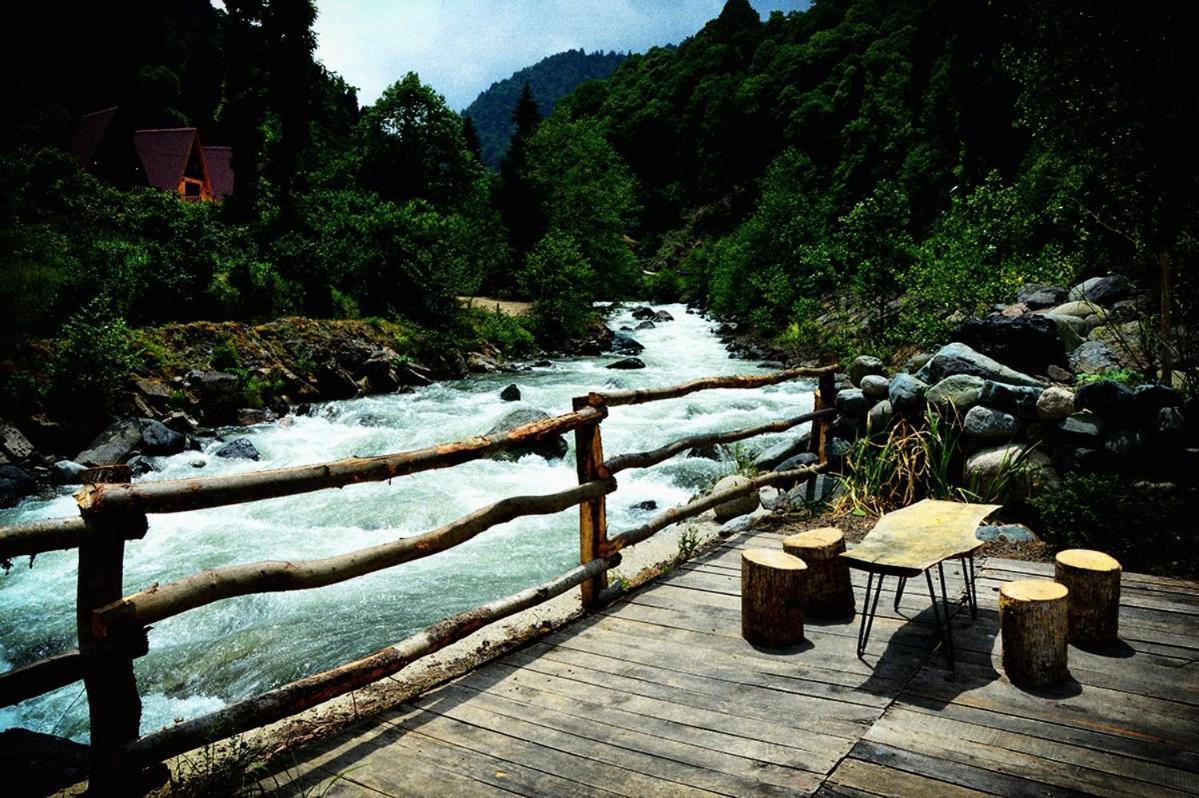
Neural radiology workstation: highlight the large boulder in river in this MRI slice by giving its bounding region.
[915,342,1042,387]
[0,418,35,464]
[500,384,521,402]
[76,419,184,467]
[607,357,646,370]
[486,409,569,461]
[630,306,657,320]
[215,437,260,461]
[711,475,759,521]
[0,464,36,508]
[611,333,644,356]
[950,315,1066,376]
[1067,275,1131,306]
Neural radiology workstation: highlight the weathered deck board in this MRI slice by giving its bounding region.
[268,528,1199,797]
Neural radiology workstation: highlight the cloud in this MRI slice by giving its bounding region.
[313,0,810,110]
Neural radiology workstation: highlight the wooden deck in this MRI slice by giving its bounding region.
[271,529,1199,797]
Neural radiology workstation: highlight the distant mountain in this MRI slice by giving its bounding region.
[464,49,628,168]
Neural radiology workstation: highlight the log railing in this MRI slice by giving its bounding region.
[0,363,837,794]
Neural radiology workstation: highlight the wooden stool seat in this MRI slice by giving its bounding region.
[1054,549,1121,645]
[999,579,1069,686]
[741,549,807,647]
[782,527,855,618]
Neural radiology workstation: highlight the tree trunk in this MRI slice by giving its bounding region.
[1054,549,1122,645]
[741,549,807,647]
[999,579,1069,687]
[783,527,855,618]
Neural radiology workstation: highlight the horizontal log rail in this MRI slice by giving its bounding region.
[126,554,617,766]
[75,405,606,519]
[93,479,617,639]
[580,365,837,408]
[606,464,823,556]
[0,516,93,561]
[0,651,83,709]
[604,407,836,474]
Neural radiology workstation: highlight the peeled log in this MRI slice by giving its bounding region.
[1054,549,1121,645]
[782,527,854,618]
[999,579,1069,687]
[741,549,806,647]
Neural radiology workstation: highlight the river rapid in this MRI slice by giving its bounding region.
[0,303,815,740]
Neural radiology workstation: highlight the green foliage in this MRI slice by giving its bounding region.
[1076,369,1145,388]
[518,232,596,341]
[1031,474,1190,574]
[676,526,702,561]
[47,299,139,421]
[468,309,537,357]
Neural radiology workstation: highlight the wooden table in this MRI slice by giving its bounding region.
[841,499,1001,667]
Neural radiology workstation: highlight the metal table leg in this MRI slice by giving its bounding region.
[893,576,907,612]
[856,572,886,658]
[924,562,955,668]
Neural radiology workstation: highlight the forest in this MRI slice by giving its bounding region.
[1,0,1196,416]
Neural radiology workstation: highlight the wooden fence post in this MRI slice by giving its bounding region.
[573,398,610,610]
[77,467,145,796]
[811,371,837,464]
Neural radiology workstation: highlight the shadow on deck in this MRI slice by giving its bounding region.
[268,529,1199,797]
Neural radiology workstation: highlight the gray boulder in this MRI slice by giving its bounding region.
[0,464,36,508]
[76,420,146,467]
[867,400,894,436]
[1056,413,1106,446]
[1075,380,1135,417]
[979,382,1043,418]
[776,452,820,472]
[859,374,890,400]
[888,373,927,417]
[126,455,159,476]
[140,420,185,456]
[636,320,656,330]
[1069,341,1122,375]
[500,384,521,402]
[950,315,1067,376]
[1042,314,1085,353]
[191,370,243,423]
[904,352,933,374]
[1016,284,1067,309]
[963,406,1018,440]
[751,433,810,470]
[835,389,868,419]
[630,306,656,320]
[1036,387,1075,421]
[1051,300,1105,319]
[964,444,1058,501]
[50,460,88,485]
[1068,275,1131,306]
[611,333,644,356]
[711,475,759,522]
[215,438,260,461]
[653,310,675,322]
[487,409,569,461]
[915,342,1042,387]
[926,375,985,414]
[849,355,886,387]
[607,357,646,370]
[0,418,35,464]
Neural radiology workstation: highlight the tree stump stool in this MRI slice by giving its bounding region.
[782,527,855,618]
[741,549,807,647]
[1054,549,1122,645]
[999,580,1069,687]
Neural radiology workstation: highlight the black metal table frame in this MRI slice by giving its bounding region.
[853,555,977,668]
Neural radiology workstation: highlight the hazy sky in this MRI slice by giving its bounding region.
[313,1,811,111]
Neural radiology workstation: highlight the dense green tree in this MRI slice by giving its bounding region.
[497,83,545,264]
[462,115,483,162]
[518,232,596,340]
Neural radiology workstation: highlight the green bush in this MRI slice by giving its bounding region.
[47,299,139,421]
[470,309,537,357]
[518,232,596,341]
[1031,474,1191,574]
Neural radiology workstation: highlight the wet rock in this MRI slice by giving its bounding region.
[607,357,646,370]
[1056,413,1107,446]
[963,405,1018,439]
[712,475,759,522]
[611,333,645,356]
[951,315,1066,376]
[1036,387,1076,421]
[859,374,890,401]
[314,362,358,400]
[849,355,886,387]
[215,438,260,461]
[134,378,172,408]
[487,409,569,461]
[630,306,657,320]
[1075,380,1136,417]
[926,375,986,414]
[140,419,185,455]
[76,420,147,467]
[776,452,820,472]
[1046,364,1074,383]
[0,464,36,508]
[980,381,1043,418]
[835,388,868,419]
[466,352,500,374]
[0,418,35,463]
[636,320,656,330]
[1068,275,1132,306]
[355,355,402,393]
[750,433,809,470]
[915,342,1042,387]
[500,384,522,402]
[236,408,273,426]
[162,411,199,434]
[1069,341,1122,375]
[50,459,88,485]
[688,445,722,460]
[653,310,675,322]
[1016,284,1067,309]
[888,373,927,417]
[867,400,894,436]
[126,455,159,476]
[633,500,658,512]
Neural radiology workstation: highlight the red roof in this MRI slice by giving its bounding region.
[132,128,205,192]
[203,146,235,199]
[68,107,117,167]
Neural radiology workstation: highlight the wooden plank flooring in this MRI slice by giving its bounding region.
[273,530,1199,796]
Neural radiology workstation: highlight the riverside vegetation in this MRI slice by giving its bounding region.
[1,0,1196,572]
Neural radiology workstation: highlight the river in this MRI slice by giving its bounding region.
[0,303,815,741]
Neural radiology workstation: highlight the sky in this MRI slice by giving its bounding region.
[313,0,811,111]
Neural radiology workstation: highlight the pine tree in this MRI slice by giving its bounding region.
[462,114,482,162]
[498,83,545,264]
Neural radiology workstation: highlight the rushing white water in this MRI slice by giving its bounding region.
[0,304,814,740]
